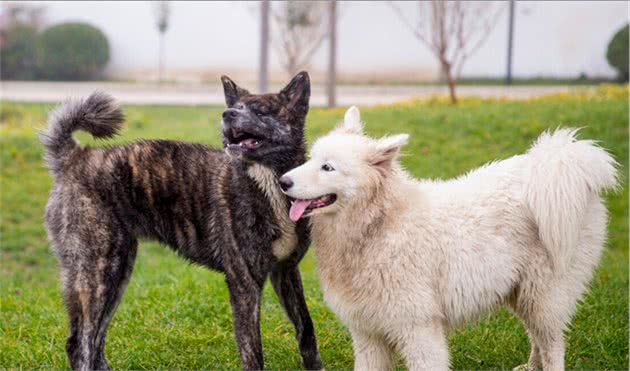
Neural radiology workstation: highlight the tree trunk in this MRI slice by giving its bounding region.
[442,62,457,104]
[438,64,448,83]
[258,0,270,93]
[326,0,337,108]
[287,56,297,78]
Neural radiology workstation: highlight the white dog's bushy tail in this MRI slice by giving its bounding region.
[526,128,618,273]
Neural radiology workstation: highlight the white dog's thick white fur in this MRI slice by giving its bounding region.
[282,107,618,371]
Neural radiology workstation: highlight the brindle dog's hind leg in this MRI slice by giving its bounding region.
[58,232,138,371]
[93,239,138,370]
[271,266,322,370]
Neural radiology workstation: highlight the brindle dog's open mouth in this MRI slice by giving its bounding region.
[227,128,265,150]
[289,194,337,222]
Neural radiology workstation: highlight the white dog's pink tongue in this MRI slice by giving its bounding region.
[289,200,312,222]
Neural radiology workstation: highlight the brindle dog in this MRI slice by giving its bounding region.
[42,72,322,370]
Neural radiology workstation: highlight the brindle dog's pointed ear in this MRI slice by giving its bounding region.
[221,75,250,107]
[280,71,310,117]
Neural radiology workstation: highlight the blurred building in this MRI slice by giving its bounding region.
[13,1,630,84]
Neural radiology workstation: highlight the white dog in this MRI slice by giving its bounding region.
[279,107,618,371]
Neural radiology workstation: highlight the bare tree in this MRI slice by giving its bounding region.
[271,1,328,77]
[390,1,503,103]
[153,1,170,84]
[2,1,46,29]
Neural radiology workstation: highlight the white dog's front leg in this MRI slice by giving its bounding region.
[396,323,449,371]
[351,328,393,371]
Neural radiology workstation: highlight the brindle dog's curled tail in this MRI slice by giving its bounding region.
[40,91,124,175]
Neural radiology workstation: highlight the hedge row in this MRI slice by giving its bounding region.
[1,22,109,81]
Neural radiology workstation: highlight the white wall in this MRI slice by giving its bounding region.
[30,0,629,82]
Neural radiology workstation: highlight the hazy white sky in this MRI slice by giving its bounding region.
[31,1,629,81]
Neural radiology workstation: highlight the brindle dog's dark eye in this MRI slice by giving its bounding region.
[255,106,269,117]
[321,163,334,172]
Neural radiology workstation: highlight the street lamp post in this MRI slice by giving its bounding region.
[506,0,515,85]
[259,0,270,93]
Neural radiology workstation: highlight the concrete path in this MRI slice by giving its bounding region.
[0,81,583,107]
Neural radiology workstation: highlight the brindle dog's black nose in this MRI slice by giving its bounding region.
[279,176,293,192]
[222,109,238,121]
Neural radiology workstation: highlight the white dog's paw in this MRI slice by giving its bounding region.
[513,364,539,371]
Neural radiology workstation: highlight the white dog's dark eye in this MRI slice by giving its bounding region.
[321,163,334,172]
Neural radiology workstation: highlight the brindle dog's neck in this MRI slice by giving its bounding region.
[258,147,307,176]
[246,163,298,260]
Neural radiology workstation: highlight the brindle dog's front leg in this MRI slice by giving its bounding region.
[271,266,323,370]
[226,273,264,370]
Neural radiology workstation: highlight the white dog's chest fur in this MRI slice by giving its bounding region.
[248,164,297,260]
[316,240,442,333]
[313,159,537,332]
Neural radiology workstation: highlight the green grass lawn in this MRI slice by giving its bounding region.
[1,86,628,369]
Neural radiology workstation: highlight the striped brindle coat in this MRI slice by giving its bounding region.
[42,72,322,370]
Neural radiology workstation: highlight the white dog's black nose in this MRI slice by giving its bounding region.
[279,176,293,192]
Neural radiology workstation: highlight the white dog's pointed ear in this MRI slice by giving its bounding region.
[335,106,363,134]
[369,134,409,171]
[345,106,361,126]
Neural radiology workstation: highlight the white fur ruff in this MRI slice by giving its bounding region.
[248,163,297,260]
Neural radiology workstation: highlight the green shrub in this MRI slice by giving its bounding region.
[0,23,38,80]
[606,24,629,81]
[36,22,109,80]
